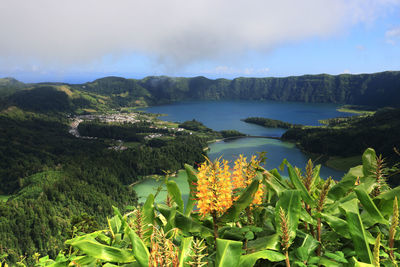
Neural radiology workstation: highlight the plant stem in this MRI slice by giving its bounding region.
[317,217,322,256]
[245,207,253,225]
[212,212,219,247]
[306,204,315,237]
[285,250,291,267]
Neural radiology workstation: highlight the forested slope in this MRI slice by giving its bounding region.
[3,71,400,109]
[80,71,400,107]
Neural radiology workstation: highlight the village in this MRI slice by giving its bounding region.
[68,112,188,150]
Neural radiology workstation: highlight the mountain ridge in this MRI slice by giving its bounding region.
[2,70,400,109]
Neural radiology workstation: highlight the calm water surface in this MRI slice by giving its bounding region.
[143,100,352,180]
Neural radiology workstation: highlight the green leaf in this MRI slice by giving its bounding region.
[220,178,260,223]
[310,164,322,192]
[286,162,314,205]
[69,256,97,266]
[324,251,348,263]
[351,257,375,267]
[269,168,283,181]
[264,170,288,196]
[157,204,213,237]
[142,194,155,242]
[319,257,340,267]
[166,180,184,213]
[239,250,286,266]
[244,231,255,240]
[362,148,377,177]
[375,186,400,216]
[296,247,309,262]
[275,190,302,240]
[354,187,387,224]
[69,239,135,263]
[215,238,243,267]
[328,165,362,201]
[340,199,373,263]
[247,234,280,251]
[300,234,319,255]
[113,206,149,267]
[124,226,150,267]
[184,164,198,216]
[108,215,122,236]
[178,237,193,267]
[320,213,350,239]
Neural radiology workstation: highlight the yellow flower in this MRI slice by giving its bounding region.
[232,154,247,189]
[196,158,233,217]
[232,155,265,208]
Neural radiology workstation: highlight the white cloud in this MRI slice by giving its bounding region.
[386,26,400,44]
[356,45,366,50]
[0,0,399,71]
[200,66,270,76]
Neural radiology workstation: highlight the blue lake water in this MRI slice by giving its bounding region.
[144,100,353,179]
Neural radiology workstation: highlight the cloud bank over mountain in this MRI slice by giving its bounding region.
[0,0,399,71]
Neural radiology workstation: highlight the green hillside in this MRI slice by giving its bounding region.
[282,108,400,184]
[3,70,400,111]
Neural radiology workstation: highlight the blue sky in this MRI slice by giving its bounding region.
[0,0,400,83]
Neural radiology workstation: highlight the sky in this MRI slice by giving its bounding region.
[0,0,400,83]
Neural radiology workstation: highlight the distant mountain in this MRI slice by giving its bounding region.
[76,71,400,107]
[0,77,26,97]
[2,71,400,111]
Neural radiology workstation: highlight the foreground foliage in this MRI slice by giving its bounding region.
[16,148,399,267]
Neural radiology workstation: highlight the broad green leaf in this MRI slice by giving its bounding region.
[286,162,314,205]
[220,178,260,223]
[269,168,283,181]
[166,179,184,213]
[69,255,97,266]
[69,239,135,263]
[362,148,377,177]
[375,186,400,216]
[310,164,322,191]
[178,237,193,267]
[324,251,348,263]
[340,199,373,263]
[324,192,357,214]
[351,257,375,267]
[357,176,378,195]
[165,206,177,232]
[328,165,362,201]
[215,238,243,267]
[142,194,155,242]
[354,187,387,224]
[113,206,150,267]
[107,215,121,237]
[275,190,301,240]
[300,234,319,255]
[184,164,198,216]
[239,250,285,266]
[264,170,288,196]
[296,247,309,262]
[65,230,108,245]
[247,234,280,251]
[124,226,150,267]
[300,208,316,225]
[318,257,339,267]
[320,213,350,239]
[157,204,213,237]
